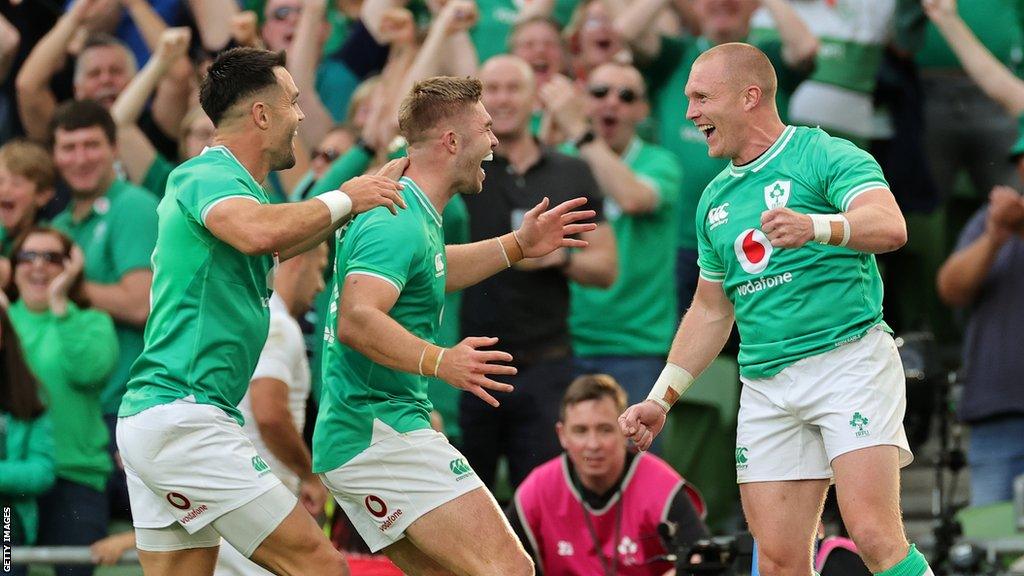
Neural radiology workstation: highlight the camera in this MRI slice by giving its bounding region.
[659,522,754,576]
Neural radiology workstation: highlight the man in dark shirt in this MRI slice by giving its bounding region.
[937,185,1024,505]
[506,374,708,575]
[461,54,617,490]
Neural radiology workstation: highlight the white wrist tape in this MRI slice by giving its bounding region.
[646,363,695,412]
[314,190,353,224]
[809,213,850,247]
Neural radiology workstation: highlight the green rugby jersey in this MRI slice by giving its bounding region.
[119,146,274,425]
[695,126,891,379]
[569,137,682,357]
[313,176,446,472]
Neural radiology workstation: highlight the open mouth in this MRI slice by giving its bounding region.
[599,115,618,131]
[479,151,493,179]
[698,123,716,140]
[530,61,551,76]
[595,38,613,50]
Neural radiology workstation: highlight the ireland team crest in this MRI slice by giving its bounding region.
[764,180,791,209]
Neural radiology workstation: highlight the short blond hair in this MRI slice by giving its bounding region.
[695,42,778,105]
[0,139,56,192]
[398,76,483,144]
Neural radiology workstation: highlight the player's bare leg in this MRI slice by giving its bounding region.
[384,538,455,576]
[832,446,910,572]
[740,479,829,576]
[137,546,219,576]
[385,487,534,576]
[247,503,349,575]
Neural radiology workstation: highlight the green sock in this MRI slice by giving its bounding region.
[873,544,933,576]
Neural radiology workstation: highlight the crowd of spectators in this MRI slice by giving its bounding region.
[1,0,1023,573]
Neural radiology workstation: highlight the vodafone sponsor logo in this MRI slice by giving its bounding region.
[736,272,794,296]
[180,504,209,524]
[734,229,773,274]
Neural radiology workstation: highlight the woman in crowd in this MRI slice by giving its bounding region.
[7,227,117,576]
[0,303,54,576]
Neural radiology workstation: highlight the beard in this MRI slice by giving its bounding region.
[269,133,297,172]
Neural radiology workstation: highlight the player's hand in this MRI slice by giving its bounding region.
[299,477,328,517]
[340,174,407,216]
[760,207,814,248]
[538,75,588,141]
[922,0,957,22]
[437,336,517,407]
[618,400,667,452]
[515,197,597,258]
[374,156,409,181]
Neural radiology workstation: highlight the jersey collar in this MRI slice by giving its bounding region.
[621,136,643,165]
[729,125,796,178]
[202,145,265,191]
[399,176,442,227]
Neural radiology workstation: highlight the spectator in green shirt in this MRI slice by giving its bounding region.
[0,305,55,576]
[541,63,683,412]
[7,227,117,576]
[48,99,158,521]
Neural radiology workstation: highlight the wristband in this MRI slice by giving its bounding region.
[495,237,512,268]
[646,363,695,412]
[314,190,353,224]
[809,214,850,247]
[500,232,525,264]
[420,344,444,377]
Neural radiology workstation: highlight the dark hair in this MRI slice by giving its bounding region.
[0,306,45,420]
[6,227,90,309]
[74,33,138,83]
[200,47,287,126]
[560,374,628,421]
[48,99,117,150]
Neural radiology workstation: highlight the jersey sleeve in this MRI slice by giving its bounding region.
[342,212,420,292]
[110,188,158,277]
[175,167,263,227]
[636,147,683,210]
[695,191,725,283]
[819,136,891,212]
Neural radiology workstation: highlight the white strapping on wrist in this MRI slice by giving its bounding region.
[495,237,511,268]
[809,213,850,247]
[646,363,695,412]
[314,190,353,224]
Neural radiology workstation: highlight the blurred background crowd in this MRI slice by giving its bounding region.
[2,0,1024,574]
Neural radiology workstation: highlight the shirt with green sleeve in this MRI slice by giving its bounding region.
[568,137,683,356]
[51,179,159,415]
[9,301,117,491]
[0,411,55,545]
[119,146,275,425]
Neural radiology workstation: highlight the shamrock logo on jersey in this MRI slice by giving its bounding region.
[764,180,791,209]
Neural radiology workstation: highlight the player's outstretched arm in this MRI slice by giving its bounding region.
[337,274,517,407]
[619,278,734,451]
[206,158,409,259]
[444,196,597,292]
[760,188,907,254]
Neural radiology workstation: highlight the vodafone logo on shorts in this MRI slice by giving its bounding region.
[734,229,773,274]
[365,495,388,518]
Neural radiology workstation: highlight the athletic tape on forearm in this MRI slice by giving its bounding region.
[809,214,850,247]
[646,363,695,412]
[314,190,353,224]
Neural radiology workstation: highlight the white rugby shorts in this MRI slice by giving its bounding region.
[319,425,485,552]
[735,327,914,483]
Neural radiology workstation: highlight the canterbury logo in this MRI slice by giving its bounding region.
[449,458,472,476]
[251,456,269,473]
[708,203,730,229]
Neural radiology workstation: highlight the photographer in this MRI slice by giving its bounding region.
[507,374,708,575]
